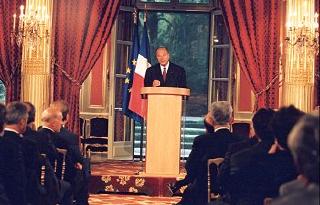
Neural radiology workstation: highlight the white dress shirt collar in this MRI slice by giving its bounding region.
[160,61,170,73]
[42,126,55,133]
[4,128,23,137]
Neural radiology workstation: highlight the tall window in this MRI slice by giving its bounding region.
[115,0,233,158]
[0,80,5,103]
[139,12,210,116]
[209,10,233,103]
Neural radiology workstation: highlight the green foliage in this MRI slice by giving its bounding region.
[139,12,210,116]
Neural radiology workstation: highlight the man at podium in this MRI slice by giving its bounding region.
[144,47,186,88]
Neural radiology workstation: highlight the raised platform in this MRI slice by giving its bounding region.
[89,160,186,197]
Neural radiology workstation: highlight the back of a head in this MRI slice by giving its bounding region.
[270,105,304,149]
[252,108,275,142]
[5,101,28,125]
[50,100,69,121]
[0,103,6,132]
[210,101,232,125]
[288,113,319,184]
[24,101,35,124]
[41,107,61,123]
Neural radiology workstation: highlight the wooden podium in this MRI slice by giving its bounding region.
[141,87,190,176]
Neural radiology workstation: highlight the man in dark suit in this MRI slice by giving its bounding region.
[169,113,215,195]
[177,101,241,205]
[0,102,29,205]
[50,100,89,205]
[0,103,10,205]
[38,107,73,205]
[271,113,319,205]
[144,47,186,88]
[222,108,275,205]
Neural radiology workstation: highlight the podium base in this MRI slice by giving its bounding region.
[138,171,186,179]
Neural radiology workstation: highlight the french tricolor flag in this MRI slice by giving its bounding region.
[129,22,151,119]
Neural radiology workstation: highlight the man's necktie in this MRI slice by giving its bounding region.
[163,67,167,81]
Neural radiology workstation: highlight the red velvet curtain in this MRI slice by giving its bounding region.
[0,0,25,102]
[220,0,281,109]
[52,0,120,134]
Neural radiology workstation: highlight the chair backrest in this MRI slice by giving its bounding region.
[79,117,86,138]
[54,148,67,180]
[208,157,224,203]
[89,117,108,137]
[232,122,250,138]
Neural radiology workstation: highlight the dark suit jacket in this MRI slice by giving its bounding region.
[227,140,278,205]
[0,130,27,205]
[144,62,186,88]
[0,138,11,205]
[179,129,241,205]
[56,127,83,181]
[37,127,69,167]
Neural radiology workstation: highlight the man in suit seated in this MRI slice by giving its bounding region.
[271,113,319,205]
[221,108,275,204]
[168,113,215,195]
[176,101,242,205]
[50,100,89,205]
[38,107,73,205]
[0,103,11,205]
[0,102,29,205]
[144,46,186,88]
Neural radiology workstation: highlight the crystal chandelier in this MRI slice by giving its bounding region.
[285,1,319,55]
[11,5,49,49]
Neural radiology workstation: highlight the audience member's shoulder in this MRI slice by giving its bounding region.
[193,134,208,141]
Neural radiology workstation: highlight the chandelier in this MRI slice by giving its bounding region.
[11,5,49,49]
[285,1,319,55]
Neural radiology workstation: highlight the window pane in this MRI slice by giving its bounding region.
[179,0,209,3]
[116,44,130,75]
[117,11,133,41]
[140,0,170,2]
[213,14,230,45]
[212,47,230,78]
[139,12,210,117]
[0,80,5,103]
[211,81,229,102]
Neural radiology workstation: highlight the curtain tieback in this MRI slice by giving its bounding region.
[53,61,81,87]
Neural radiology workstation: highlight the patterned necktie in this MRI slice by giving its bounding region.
[163,67,167,81]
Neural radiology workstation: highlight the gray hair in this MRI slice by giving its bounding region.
[210,101,233,125]
[288,113,319,183]
[41,107,62,123]
[5,101,28,125]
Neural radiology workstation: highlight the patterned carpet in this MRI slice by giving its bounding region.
[91,161,144,176]
[89,194,181,205]
[89,160,186,197]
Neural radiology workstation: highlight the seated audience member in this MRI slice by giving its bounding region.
[38,107,73,205]
[50,100,89,205]
[270,113,319,205]
[168,113,215,195]
[22,102,47,205]
[222,108,275,205]
[266,106,304,198]
[0,103,11,205]
[0,102,28,205]
[177,101,242,205]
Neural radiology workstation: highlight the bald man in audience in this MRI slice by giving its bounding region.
[0,102,28,205]
[38,107,73,205]
[51,100,89,205]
